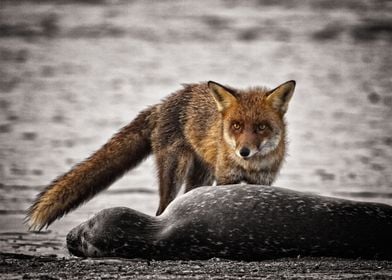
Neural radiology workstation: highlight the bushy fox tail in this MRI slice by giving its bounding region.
[26,106,156,231]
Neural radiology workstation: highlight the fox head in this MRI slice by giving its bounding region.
[208,80,295,160]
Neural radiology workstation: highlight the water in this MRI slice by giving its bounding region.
[0,0,391,256]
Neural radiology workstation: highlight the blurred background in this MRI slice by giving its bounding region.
[0,0,391,256]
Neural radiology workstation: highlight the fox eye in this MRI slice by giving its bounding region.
[232,122,241,130]
[258,124,267,131]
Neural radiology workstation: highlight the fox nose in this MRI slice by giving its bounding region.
[239,147,250,158]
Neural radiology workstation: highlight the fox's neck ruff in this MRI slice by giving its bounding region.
[228,148,283,173]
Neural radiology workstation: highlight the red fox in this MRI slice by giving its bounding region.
[26,80,295,230]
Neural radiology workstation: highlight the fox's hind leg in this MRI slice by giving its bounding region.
[155,146,192,216]
[185,156,214,192]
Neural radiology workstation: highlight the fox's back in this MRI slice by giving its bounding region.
[151,83,220,154]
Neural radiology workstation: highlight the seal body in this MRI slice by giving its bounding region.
[67,185,392,260]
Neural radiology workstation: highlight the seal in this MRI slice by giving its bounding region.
[67,185,392,260]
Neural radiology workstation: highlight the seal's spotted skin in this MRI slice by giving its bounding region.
[67,185,392,260]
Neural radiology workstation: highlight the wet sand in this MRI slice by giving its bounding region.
[1,0,392,278]
[2,253,392,280]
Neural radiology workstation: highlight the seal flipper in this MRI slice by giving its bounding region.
[67,207,159,258]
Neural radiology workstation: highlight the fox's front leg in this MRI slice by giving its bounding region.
[216,170,277,186]
[243,167,280,186]
[185,157,214,192]
[214,166,242,186]
[215,176,242,185]
[155,147,192,215]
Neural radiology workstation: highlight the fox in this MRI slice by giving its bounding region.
[26,80,296,231]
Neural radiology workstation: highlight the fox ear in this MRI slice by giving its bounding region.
[267,80,296,115]
[208,81,237,112]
